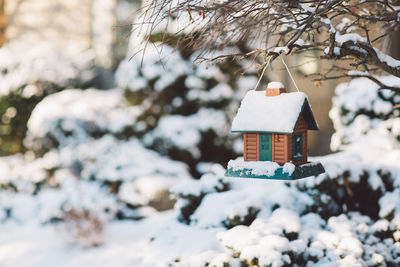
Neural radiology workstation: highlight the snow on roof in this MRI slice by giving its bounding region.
[231,91,309,133]
[267,81,285,89]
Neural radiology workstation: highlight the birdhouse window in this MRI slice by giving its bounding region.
[292,133,303,160]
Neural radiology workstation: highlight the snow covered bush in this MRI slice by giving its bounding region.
[25,89,139,153]
[4,88,192,223]
[164,154,400,265]
[0,166,117,223]
[57,135,192,217]
[217,211,400,266]
[151,76,400,266]
[330,76,400,151]
[116,33,258,174]
[0,40,97,155]
[171,163,230,224]
[0,41,95,95]
[0,135,191,224]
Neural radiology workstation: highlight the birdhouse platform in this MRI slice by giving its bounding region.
[224,159,325,180]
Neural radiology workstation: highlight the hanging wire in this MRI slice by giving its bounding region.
[253,56,272,91]
[281,56,300,92]
[253,54,301,92]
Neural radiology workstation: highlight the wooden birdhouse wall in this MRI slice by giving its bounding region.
[243,115,309,165]
[243,133,258,161]
[292,115,308,166]
[272,134,286,165]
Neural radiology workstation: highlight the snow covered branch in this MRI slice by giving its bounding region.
[139,0,400,92]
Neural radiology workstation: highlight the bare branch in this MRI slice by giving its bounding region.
[135,0,400,93]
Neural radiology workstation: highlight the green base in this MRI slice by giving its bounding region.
[224,162,325,180]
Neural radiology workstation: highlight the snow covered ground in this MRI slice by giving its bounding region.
[0,212,176,267]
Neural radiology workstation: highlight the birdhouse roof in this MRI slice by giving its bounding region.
[231,91,319,133]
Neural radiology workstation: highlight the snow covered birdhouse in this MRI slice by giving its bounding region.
[225,82,325,180]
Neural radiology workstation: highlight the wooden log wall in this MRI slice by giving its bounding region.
[244,133,258,161]
[286,134,292,163]
[243,114,308,165]
[293,116,308,165]
[272,134,286,165]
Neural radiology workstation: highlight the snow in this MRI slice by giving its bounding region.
[332,32,400,69]
[324,46,341,56]
[294,39,305,46]
[179,174,314,228]
[283,162,296,175]
[231,90,308,133]
[320,18,336,33]
[190,189,261,227]
[217,225,260,251]
[26,88,141,150]
[335,33,367,45]
[379,188,400,218]
[374,47,400,68]
[215,209,400,266]
[171,171,226,198]
[267,81,285,89]
[144,108,229,158]
[0,212,199,267]
[300,3,316,13]
[227,158,280,176]
[273,46,289,54]
[187,83,233,101]
[329,76,400,151]
[35,135,193,214]
[0,40,95,95]
[116,44,189,92]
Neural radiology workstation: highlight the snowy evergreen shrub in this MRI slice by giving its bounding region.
[0,41,96,155]
[330,76,400,151]
[216,211,400,266]
[116,35,258,174]
[171,163,314,227]
[158,77,400,266]
[57,134,192,217]
[165,152,400,265]
[171,164,229,224]
[0,167,117,224]
[0,135,191,223]
[0,41,95,95]
[25,89,139,153]
[0,86,196,224]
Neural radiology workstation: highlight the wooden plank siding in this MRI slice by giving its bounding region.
[243,115,309,165]
[295,116,308,131]
[272,134,286,165]
[286,134,292,163]
[293,116,308,166]
[244,133,258,161]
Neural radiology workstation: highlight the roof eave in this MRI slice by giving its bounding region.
[296,99,319,131]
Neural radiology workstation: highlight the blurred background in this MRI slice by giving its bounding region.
[1,1,400,266]
[0,0,338,157]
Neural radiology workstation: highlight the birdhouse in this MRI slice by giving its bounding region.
[225,82,325,180]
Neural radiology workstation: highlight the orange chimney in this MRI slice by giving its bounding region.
[266,81,286,96]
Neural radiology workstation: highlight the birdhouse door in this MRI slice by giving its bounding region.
[259,133,272,161]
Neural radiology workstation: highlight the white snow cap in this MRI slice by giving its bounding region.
[231,90,309,133]
[267,81,285,89]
